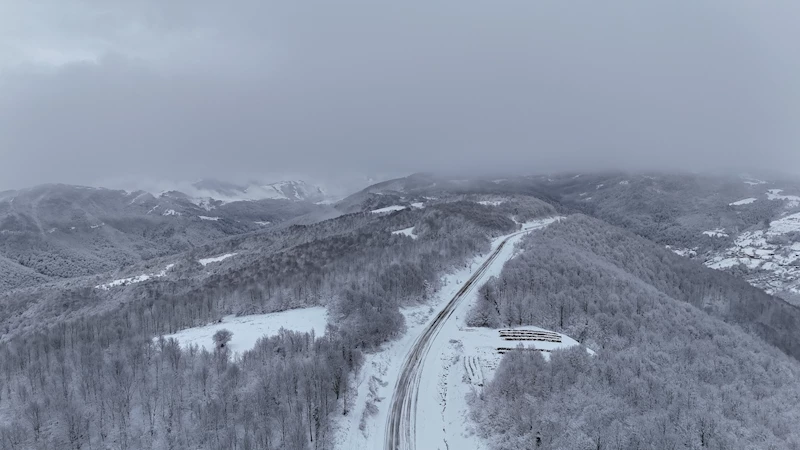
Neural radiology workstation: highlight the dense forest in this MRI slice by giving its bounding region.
[469,215,800,449]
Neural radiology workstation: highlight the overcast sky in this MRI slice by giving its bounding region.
[1,1,799,190]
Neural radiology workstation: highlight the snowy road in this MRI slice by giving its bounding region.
[384,221,556,450]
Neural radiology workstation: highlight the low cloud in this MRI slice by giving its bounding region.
[2,1,799,190]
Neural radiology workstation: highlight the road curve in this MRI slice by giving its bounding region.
[384,229,532,450]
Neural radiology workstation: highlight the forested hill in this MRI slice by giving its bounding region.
[471,214,800,360]
[469,214,800,449]
[531,172,791,247]
[0,183,330,290]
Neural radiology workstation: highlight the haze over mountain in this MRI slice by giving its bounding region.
[188,179,329,203]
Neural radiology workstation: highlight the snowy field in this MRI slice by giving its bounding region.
[666,245,698,258]
[199,253,237,266]
[767,189,800,207]
[392,226,417,239]
[334,217,592,450]
[160,307,328,354]
[703,228,729,238]
[730,197,757,206]
[95,264,175,290]
[371,205,406,214]
[477,200,504,206]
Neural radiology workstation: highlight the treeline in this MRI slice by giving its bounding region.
[469,215,800,449]
[0,321,359,450]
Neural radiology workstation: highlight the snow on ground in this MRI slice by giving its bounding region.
[708,257,762,270]
[667,246,698,257]
[436,325,590,450]
[767,189,800,207]
[769,212,800,234]
[392,227,417,239]
[619,180,630,185]
[254,221,272,226]
[411,202,425,209]
[189,197,216,211]
[128,192,153,205]
[415,222,587,450]
[160,307,328,354]
[199,253,237,266]
[703,228,729,238]
[96,264,175,290]
[162,209,181,216]
[371,205,406,214]
[155,264,176,277]
[477,200,505,206]
[730,198,757,206]
[705,212,800,293]
[198,215,221,221]
[744,179,767,186]
[334,217,584,450]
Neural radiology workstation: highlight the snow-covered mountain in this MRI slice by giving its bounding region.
[544,172,800,305]
[188,179,329,204]
[0,183,334,289]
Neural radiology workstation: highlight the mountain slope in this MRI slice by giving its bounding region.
[542,172,800,303]
[468,214,800,449]
[470,214,800,360]
[190,179,328,203]
[0,183,328,288]
[0,255,51,291]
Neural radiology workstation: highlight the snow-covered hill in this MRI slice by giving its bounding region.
[703,209,800,301]
[547,172,800,304]
[0,183,330,289]
[189,179,329,204]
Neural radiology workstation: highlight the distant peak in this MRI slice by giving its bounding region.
[186,179,328,203]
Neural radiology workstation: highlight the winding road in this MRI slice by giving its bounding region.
[384,225,548,450]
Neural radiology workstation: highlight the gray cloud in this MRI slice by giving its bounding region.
[2,0,799,190]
